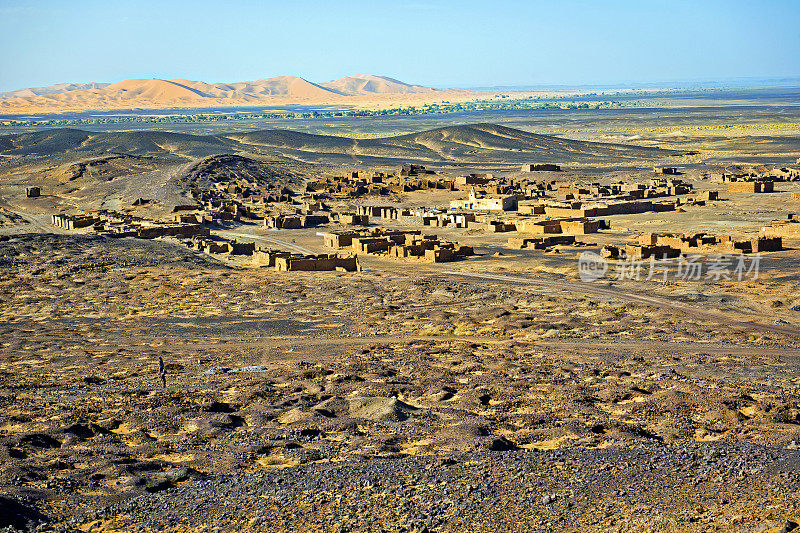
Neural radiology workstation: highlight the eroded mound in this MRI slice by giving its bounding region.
[180,154,304,190]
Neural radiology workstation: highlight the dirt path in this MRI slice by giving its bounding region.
[215,229,316,254]
[81,333,799,362]
[439,269,800,339]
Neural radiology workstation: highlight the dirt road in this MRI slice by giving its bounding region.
[215,229,315,254]
[440,269,800,339]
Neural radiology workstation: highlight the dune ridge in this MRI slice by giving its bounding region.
[0,75,472,115]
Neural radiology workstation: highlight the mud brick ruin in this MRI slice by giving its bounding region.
[521,163,561,172]
[332,213,369,226]
[355,205,400,220]
[51,213,100,230]
[250,249,359,272]
[304,165,456,199]
[508,235,577,250]
[264,213,330,229]
[705,165,800,195]
[184,235,359,272]
[728,181,775,193]
[527,197,678,219]
[191,237,255,255]
[400,164,434,177]
[53,211,211,239]
[623,232,784,259]
[320,228,473,263]
[762,214,800,238]
[275,254,359,272]
[654,166,681,175]
[621,244,683,261]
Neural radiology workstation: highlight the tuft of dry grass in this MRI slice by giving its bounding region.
[256,455,299,468]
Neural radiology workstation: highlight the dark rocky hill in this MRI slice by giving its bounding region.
[0,124,685,166]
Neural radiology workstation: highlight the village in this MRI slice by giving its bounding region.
[38,160,800,274]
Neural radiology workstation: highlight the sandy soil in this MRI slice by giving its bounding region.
[1,111,800,531]
[0,233,799,531]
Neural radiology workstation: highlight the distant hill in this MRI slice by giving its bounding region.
[0,124,685,167]
[0,75,469,114]
[0,128,231,159]
[222,124,680,165]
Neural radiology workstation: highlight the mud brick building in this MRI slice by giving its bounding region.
[639,232,782,254]
[320,228,472,263]
[275,254,359,272]
[728,181,774,193]
[51,213,99,230]
[762,215,800,238]
[508,235,576,250]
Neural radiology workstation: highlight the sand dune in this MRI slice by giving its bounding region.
[0,75,468,114]
[104,79,210,100]
[0,82,109,100]
[321,74,435,95]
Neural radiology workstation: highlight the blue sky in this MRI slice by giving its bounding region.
[1,0,799,92]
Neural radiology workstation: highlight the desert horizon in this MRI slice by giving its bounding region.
[6,73,798,118]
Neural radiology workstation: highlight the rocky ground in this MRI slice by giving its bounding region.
[65,443,800,533]
[0,234,800,531]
